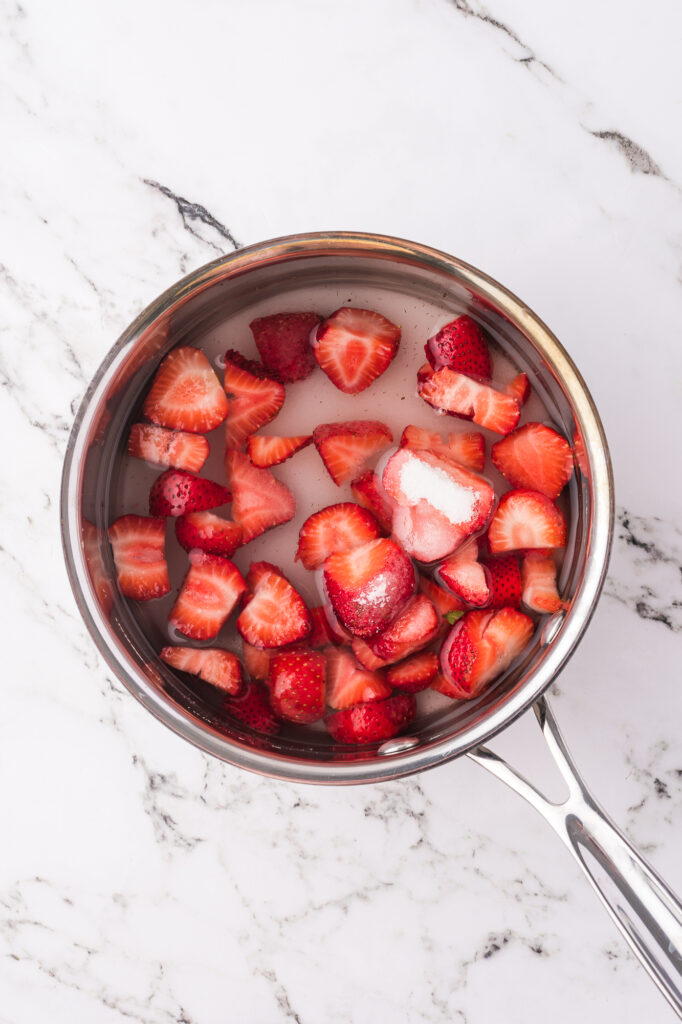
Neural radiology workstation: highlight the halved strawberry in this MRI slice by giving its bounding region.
[430,672,462,699]
[237,562,312,648]
[350,471,394,533]
[224,349,280,381]
[149,469,231,517]
[325,693,416,744]
[296,502,381,570]
[351,637,390,670]
[143,346,228,433]
[386,651,439,693]
[418,572,466,617]
[160,646,242,694]
[250,311,320,382]
[325,648,391,709]
[424,315,492,379]
[108,515,170,601]
[246,434,312,468]
[308,606,346,647]
[488,489,567,553]
[313,420,393,486]
[399,424,485,472]
[225,450,296,543]
[128,424,210,473]
[436,537,491,607]
[507,372,530,405]
[367,594,440,661]
[480,554,522,609]
[175,511,242,557]
[313,307,400,394]
[169,551,245,640]
[491,423,573,499]
[268,650,326,723]
[440,607,534,698]
[223,680,280,735]
[521,552,564,613]
[392,503,463,565]
[419,368,520,435]
[223,355,285,449]
[417,361,434,384]
[242,640,272,680]
[323,537,416,639]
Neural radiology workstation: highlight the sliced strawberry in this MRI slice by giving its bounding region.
[507,372,530,405]
[223,356,285,449]
[419,368,520,435]
[225,450,296,543]
[351,637,390,670]
[237,562,312,648]
[250,311,320,382]
[224,349,280,381]
[488,489,567,553]
[242,640,272,680]
[480,554,522,609]
[169,551,245,640]
[143,346,228,433]
[417,361,434,384]
[296,502,381,570]
[128,423,209,473]
[268,650,326,723]
[367,594,440,661]
[223,680,280,735]
[322,537,416,639]
[313,420,393,486]
[386,651,439,693]
[246,434,312,468]
[399,425,486,474]
[392,502,462,564]
[160,645,242,694]
[436,537,491,607]
[175,511,242,557]
[440,607,534,698]
[425,315,492,379]
[149,469,231,517]
[418,572,466,617]
[325,693,416,744]
[108,515,170,601]
[521,552,564,613]
[491,423,573,499]
[313,307,400,394]
[325,648,391,709]
[430,672,463,699]
[308,606,345,647]
[350,471,394,533]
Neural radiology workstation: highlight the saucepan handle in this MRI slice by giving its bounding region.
[467,695,682,1019]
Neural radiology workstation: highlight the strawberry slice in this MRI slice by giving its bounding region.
[237,562,312,648]
[296,502,381,570]
[507,372,530,405]
[418,572,466,617]
[419,368,520,435]
[224,349,280,381]
[436,537,491,607]
[108,514,170,601]
[521,552,564,613]
[149,469,231,517]
[440,606,534,698]
[246,434,312,468]
[386,651,439,693]
[143,346,228,433]
[223,355,285,449]
[491,423,573,499]
[313,420,393,486]
[242,640,272,680]
[128,424,210,473]
[392,503,462,565]
[175,511,242,557]
[367,594,440,661]
[169,551,245,640]
[268,650,326,723]
[480,554,522,609]
[425,315,492,379]
[488,489,567,553]
[430,672,463,699]
[323,537,416,639]
[160,646,242,694]
[325,648,391,709]
[223,680,281,735]
[250,312,320,382]
[325,693,416,744]
[399,424,485,473]
[225,450,296,543]
[351,637,390,670]
[313,307,400,394]
[350,471,394,533]
[308,606,346,647]
[417,361,434,384]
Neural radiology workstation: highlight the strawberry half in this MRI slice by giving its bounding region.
[507,372,530,405]
[308,606,346,647]
[325,648,391,709]
[225,450,296,543]
[350,471,394,533]
[128,423,209,473]
[223,680,280,735]
[143,346,228,433]
[325,693,416,744]
[418,572,466,617]
[169,551,246,640]
[313,307,400,394]
[108,514,170,601]
[425,315,492,379]
[160,646,242,694]
[313,420,393,486]
[440,606,534,699]
[149,469,231,517]
[351,637,390,670]
[488,489,567,553]
[237,562,312,648]
[491,422,573,499]
[242,639,272,680]
[521,552,564,613]
[323,537,416,639]
[367,594,440,662]
[399,424,485,473]
[436,537,491,607]
[223,355,285,449]
[386,651,439,693]
[246,434,312,468]
[250,311,320,382]
[175,511,242,557]
[480,554,522,609]
[224,349,280,381]
[296,502,381,570]
[419,368,520,435]
[268,650,326,723]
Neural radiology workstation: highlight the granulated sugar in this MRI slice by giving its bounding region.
[398,455,476,524]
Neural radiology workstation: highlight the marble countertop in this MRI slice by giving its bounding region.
[3,0,682,1020]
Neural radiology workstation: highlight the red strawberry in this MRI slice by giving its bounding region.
[430,671,463,699]
[175,511,242,557]
[507,372,530,405]
[242,640,272,680]
[268,650,326,723]
[223,680,280,735]
[224,349,280,381]
[250,311,320,382]
[149,469,231,517]
[323,537,416,639]
[225,450,296,543]
[313,420,393,486]
[425,315,492,379]
[392,502,463,565]
[350,471,394,533]
[237,562,312,648]
[419,368,520,435]
[488,489,567,553]
[82,520,114,614]
[160,646,242,694]
[386,652,439,693]
[308,606,346,647]
[223,356,285,449]
[521,552,564,613]
[418,572,466,617]
[399,425,485,474]
[417,361,434,384]
[325,693,416,744]
[441,607,534,698]
[246,434,312,468]
[313,307,400,394]
[491,423,573,499]
[128,423,210,473]
[436,537,491,607]
[108,515,170,601]
[169,551,245,640]
[351,637,390,670]
[367,594,440,661]
[480,554,522,609]
[325,648,391,709]
[296,502,381,570]
[143,346,228,433]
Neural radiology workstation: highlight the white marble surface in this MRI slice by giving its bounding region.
[2,0,682,1020]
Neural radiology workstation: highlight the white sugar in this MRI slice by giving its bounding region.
[398,455,476,525]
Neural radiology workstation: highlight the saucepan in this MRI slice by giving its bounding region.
[60,232,682,1015]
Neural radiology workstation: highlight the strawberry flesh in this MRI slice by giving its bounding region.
[268,650,326,723]
[325,648,391,709]
[149,469,231,517]
[440,606,534,698]
[296,502,381,570]
[313,420,393,486]
[351,637,391,670]
[521,552,564,613]
[169,551,246,640]
[225,450,296,544]
[425,315,492,379]
[250,312,320,382]
[160,646,242,694]
[175,511,242,557]
[491,422,573,499]
[418,572,466,617]
[143,346,228,433]
[128,423,209,473]
[246,434,312,468]
[108,514,170,601]
[399,424,485,473]
[419,367,520,435]
[507,372,530,405]
[367,594,440,661]
[242,640,272,680]
[308,606,346,647]
[313,307,400,394]
[224,349,280,381]
[223,356,285,449]
[436,537,491,607]
[237,562,312,648]
[386,651,439,693]
[488,489,567,553]
[325,693,416,744]
[323,537,416,639]
[350,471,394,533]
